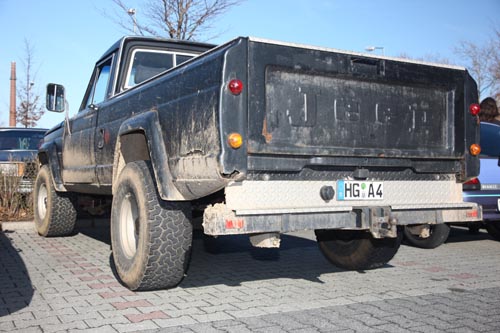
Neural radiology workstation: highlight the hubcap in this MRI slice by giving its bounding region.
[119,193,139,258]
[37,183,48,219]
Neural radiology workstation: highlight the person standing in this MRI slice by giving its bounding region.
[479,97,500,125]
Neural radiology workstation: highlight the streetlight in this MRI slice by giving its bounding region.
[127,8,137,34]
[365,46,385,56]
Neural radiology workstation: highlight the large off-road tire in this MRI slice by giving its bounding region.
[34,165,77,237]
[486,222,500,241]
[111,160,192,291]
[403,224,450,249]
[315,229,402,270]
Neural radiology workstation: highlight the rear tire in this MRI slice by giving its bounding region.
[315,229,402,270]
[111,160,192,291]
[34,165,77,237]
[486,222,500,241]
[403,224,450,249]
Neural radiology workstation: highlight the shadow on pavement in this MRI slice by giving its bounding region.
[0,231,34,317]
[181,231,371,288]
[445,225,494,244]
[75,218,111,245]
[73,218,397,289]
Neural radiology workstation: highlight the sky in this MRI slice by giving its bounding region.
[0,0,499,129]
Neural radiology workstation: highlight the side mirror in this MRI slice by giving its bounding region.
[46,83,66,112]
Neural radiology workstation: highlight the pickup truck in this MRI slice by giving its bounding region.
[36,36,482,290]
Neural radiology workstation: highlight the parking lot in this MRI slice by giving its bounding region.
[1,220,500,333]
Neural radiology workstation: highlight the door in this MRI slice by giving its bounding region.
[61,56,114,184]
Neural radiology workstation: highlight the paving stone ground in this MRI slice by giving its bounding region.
[1,219,500,332]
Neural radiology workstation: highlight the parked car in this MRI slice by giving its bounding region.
[0,127,47,193]
[404,121,500,248]
[463,122,500,241]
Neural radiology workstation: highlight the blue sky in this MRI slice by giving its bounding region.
[1,0,499,129]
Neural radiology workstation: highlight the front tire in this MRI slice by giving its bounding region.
[315,229,402,270]
[403,224,450,249]
[111,160,192,291]
[34,165,77,236]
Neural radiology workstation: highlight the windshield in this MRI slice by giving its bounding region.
[0,130,45,150]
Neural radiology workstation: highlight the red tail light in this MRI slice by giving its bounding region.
[464,177,480,191]
[465,178,479,185]
[469,103,480,116]
[228,79,243,95]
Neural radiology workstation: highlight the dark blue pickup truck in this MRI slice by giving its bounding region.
[35,36,482,290]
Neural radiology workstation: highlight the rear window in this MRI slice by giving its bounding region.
[0,130,45,150]
[125,49,195,88]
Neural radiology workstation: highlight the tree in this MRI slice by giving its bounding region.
[492,28,500,101]
[108,0,244,41]
[16,39,44,128]
[454,27,500,101]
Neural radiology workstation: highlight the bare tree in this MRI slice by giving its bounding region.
[492,28,500,101]
[107,0,244,41]
[16,39,44,128]
[455,28,500,101]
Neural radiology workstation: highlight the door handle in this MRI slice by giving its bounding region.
[97,128,105,149]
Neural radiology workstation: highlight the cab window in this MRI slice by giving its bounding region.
[124,49,194,89]
[82,56,114,109]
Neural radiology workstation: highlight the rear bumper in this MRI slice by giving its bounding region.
[464,191,500,221]
[0,179,34,194]
[203,180,482,237]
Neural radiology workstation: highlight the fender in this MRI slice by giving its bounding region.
[38,141,67,192]
[114,110,185,200]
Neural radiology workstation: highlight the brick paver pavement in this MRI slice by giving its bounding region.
[1,220,500,332]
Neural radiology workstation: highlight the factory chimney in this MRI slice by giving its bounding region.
[9,62,17,127]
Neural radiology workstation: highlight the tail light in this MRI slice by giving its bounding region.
[464,177,480,191]
[469,103,480,116]
[228,79,243,95]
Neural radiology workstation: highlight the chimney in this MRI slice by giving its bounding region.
[9,62,16,127]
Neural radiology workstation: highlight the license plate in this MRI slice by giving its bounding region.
[337,180,383,200]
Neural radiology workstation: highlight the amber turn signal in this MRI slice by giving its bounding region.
[469,144,481,156]
[227,133,243,149]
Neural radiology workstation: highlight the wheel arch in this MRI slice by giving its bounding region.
[37,143,67,192]
[112,110,185,200]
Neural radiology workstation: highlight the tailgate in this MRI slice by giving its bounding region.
[246,38,470,160]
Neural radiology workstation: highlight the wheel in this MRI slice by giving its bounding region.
[486,222,500,241]
[111,160,192,291]
[403,224,450,249]
[34,165,77,237]
[468,223,481,234]
[315,228,402,270]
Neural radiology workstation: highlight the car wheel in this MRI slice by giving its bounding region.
[486,222,500,241]
[315,229,402,270]
[34,165,77,236]
[111,160,192,291]
[403,224,450,249]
